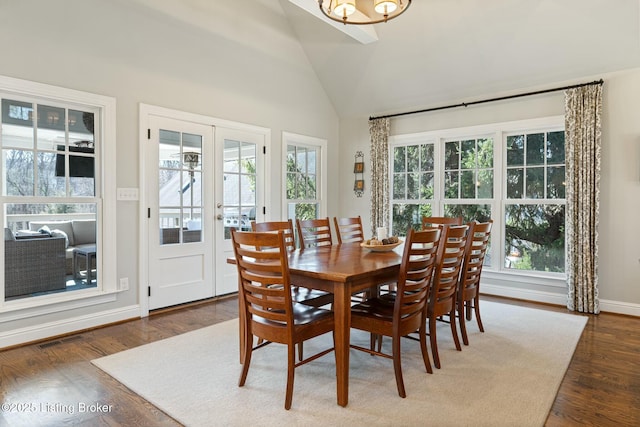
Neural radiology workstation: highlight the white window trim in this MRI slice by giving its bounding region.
[0,75,117,320]
[389,115,566,289]
[281,132,328,220]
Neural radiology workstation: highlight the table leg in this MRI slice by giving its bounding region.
[333,282,351,407]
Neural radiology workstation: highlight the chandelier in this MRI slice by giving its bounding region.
[318,0,411,25]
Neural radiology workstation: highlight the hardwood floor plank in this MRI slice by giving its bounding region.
[1,295,639,426]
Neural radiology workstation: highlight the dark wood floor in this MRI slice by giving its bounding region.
[0,294,638,426]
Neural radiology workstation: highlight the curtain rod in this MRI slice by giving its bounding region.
[369,79,604,121]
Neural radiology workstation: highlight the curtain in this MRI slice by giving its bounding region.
[565,84,602,314]
[369,118,390,236]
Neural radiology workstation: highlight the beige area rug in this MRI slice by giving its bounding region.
[92,302,587,427]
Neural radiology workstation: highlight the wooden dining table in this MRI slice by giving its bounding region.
[233,243,403,407]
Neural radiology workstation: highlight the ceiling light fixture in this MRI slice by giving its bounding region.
[318,0,411,25]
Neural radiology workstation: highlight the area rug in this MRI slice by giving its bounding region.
[92,302,587,427]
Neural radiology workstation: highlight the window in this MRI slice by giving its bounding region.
[390,117,565,278]
[390,142,435,236]
[283,132,327,224]
[504,131,565,273]
[1,75,116,310]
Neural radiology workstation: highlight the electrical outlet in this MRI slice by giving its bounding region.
[119,277,129,291]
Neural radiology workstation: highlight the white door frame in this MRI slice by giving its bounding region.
[138,104,271,317]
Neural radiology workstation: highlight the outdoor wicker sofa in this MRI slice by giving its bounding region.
[4,230,66,298]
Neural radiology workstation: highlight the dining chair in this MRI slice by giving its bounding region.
[427,224,468,369]
[421,216,463,230]
[350,227,441,398]
[296,217,333,248]
[251,220,333,308]
[333,216,364,244]
[457,220,493,345]
[231,229,336,410]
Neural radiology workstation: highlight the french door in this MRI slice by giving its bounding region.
[145,111,266,310]
[148,116,214,310]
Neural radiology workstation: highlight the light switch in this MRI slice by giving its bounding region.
[117,188,139,201]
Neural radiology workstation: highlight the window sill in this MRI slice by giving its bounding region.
[0,288,122,322]
[482,269,566,289]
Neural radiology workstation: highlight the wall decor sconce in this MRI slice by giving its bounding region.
[354,151,364,197]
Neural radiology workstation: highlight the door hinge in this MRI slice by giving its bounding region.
[148,286,151,297]
[263,206,266,215]
[147,208,151,218]
[263,146,266,154]
[147,128,151,139]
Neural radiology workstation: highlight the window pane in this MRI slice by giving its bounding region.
[506,135,524,166]
[4,202,98,300]
[477,169,493,198]
[223,173,239,205]
[407,172,419,199]
[526,167,544,198]
[224,140,240,172]
[420,172,434,199]
[444,141,459,170]
[2,99,34,150]
[4,149,34,196]
[460,140,476,169]
[37,152,65,197]
[394,146,406,172]
[477,138,493,168]
[444,171,458,198]
[37,105,65,150]
[391,203,432,237]
[547,166,565,199]
[504,204,565,273]
[526,133,544,166]
[547,131,565,164]
[159,129,180,168]
[460,170,475,198]
[393,173,406,199]
[296,146,307,173]
[444,204,492,223]
[307,174,317,199]
[421,144,434,171]
[286,146,296,172]
[407,145,419,172]
[506,168,523,199]
[286,173,296,199]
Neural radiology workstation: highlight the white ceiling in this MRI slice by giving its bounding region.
[281,0,640,118]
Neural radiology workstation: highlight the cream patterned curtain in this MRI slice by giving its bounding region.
[369,118,390,236]
[565,84,603,314]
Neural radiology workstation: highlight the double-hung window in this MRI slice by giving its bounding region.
[390,116,565,277]
[283,132,327,222]
[1,75,116,309]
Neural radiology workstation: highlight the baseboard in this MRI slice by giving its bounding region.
[0,304,140,349]
[482,284,640,317]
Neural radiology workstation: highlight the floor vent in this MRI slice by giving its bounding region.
[39,335,83,349]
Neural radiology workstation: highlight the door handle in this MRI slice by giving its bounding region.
[216,214,223,220]
[217,203,223,209]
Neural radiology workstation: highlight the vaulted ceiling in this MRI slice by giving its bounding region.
[281,0,640,118]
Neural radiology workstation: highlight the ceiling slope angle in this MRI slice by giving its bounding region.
[288,0,379,44]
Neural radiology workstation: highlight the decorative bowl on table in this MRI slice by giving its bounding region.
[360,237,403,252]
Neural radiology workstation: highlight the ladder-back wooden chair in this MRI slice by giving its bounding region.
[427,224,468,369]
[231,229,335,410]
[334,216,364,244]
[457,220,493,345]
[350,227,441,397]
[296,217,333,248]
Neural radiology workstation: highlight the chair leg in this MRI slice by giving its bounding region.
[474,296,484,332]
[392,335,406,398]
[466,299,473,321]
[285,344,296,410]
[238,332,253,387]
[298,342,303,361]
[419,321,433,374]
[459,300,470,346]
[429,315,441,369]
[450,308,462,351]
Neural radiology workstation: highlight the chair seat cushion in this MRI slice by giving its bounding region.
[350,297,395,321]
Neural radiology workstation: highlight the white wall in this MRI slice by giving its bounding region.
[339,69,640,315]
[0,0,339,345]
